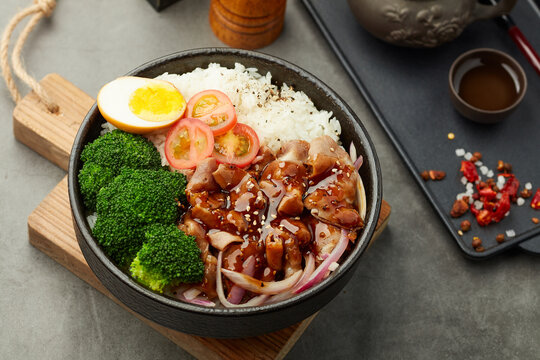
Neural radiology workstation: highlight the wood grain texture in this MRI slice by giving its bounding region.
[209,0,286,49]
[18,74,391,359]
[13,73,95,171]
[28,177,389,359]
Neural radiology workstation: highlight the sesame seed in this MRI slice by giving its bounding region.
[271,214,277,219]
[458,230,463,236]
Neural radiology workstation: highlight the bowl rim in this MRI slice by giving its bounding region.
[448,47,528,115]
[68,47,382,317]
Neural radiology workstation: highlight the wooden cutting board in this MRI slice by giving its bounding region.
[15,73,391,360]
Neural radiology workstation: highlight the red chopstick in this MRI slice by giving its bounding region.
[489,0,540,76]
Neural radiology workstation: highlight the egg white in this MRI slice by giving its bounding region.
[97,76,185,134]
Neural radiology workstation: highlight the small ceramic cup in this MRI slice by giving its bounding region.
[448,48,527,124]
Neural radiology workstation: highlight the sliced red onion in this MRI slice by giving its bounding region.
[183,287,202,301]
[267,253,316,304]
[227,255,256,304]
[349,142,357,164]
[293,253,316,290]
[216,251,270,308]
[180,295,215,307]
[221,268,303,295]
[208,231,243,251]
[175,291,215,307]
[294,229,349,294]
[354,155,363,171]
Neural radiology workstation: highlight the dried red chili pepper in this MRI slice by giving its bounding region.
[500,174,520,202]
[475,209,492,226]
[532,189,540,210]
[492,193,511,223]
[478,187,497,201]
[460,160,478,183]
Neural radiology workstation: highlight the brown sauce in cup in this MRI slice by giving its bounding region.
[454,57,521,111]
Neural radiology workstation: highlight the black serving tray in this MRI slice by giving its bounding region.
[302,0,540,258]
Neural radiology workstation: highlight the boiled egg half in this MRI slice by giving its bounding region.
[97,76,186,134]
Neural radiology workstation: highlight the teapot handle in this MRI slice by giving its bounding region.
[471,0,517,21]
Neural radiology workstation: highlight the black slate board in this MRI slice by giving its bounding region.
[302,0,540,258]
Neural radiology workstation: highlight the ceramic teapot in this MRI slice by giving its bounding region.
[347,0,517,47]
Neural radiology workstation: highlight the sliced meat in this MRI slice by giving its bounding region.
[259,141,309,217]
[186,157,219,193]
[247,146,275,179]
[178,213,209,258]
[194,254,217,299]
[277,140,309,163]
[213,164,250,191]
[264,218,311,276]
[265,233,283,270]
[304,136,364,230]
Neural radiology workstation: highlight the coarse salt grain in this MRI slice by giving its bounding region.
[457,193,467,200]
[475,161,483,166]
[466,182,473,190]
[480,166,488,175]
[464,152,472,160]
[517,197,525,206]
[506,229,516,237]
[456,148,465,157]
[461,176,468,185]
[474,200,483,210]
[487,170,494,178]
[496,193,503,200]
[525,182,532,190]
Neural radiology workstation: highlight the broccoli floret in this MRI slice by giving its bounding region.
[78,163,116,210]
[92,168,187,266]
[92,216,144,267]
[78,129,162,211]
[130,224,204,293]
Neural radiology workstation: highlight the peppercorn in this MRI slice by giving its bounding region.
[472,236,482,249]
[450,199,469,218]
[475,246,485,253]
[473,152,482,161]
[496,234,505,243]
[460,220,471,232]
[521,188,532,199]
[470,155,478,163]
[429,170,446,180]
[503,162,512,173]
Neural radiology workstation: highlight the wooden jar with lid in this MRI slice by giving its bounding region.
[209,0,287,49]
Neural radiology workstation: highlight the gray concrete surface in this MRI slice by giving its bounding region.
[1,1,539,359]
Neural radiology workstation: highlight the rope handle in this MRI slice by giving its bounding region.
[1,0,58,113]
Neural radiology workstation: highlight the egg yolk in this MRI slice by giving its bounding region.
[129,84,184,122]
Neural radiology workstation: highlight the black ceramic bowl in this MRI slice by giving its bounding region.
[68,48,382,338]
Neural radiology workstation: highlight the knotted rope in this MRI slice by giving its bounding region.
[1,0,59,113]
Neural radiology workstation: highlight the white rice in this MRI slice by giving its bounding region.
[147,63,341,166]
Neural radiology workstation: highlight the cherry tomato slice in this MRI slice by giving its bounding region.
[212,123,260,168]
[186,90,237,136]
[165,118,214,169]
